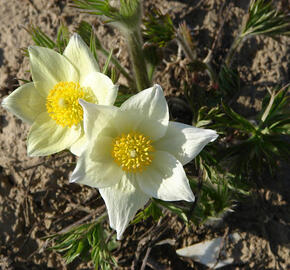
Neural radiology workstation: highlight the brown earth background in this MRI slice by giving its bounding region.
[0,0,289,269]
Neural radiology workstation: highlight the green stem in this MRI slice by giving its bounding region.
[124,28,150,91]
[147,63,156,82]
[225,35,245,67]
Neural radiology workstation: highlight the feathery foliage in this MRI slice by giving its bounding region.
[72,0,141,28]
[143,8,175,47]
[220,85,290,174]
[243,0,290,38]
[226,0,290,66]
[26,24,69,53]
[47,217,118,269]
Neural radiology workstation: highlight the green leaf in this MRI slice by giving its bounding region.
[188,176,237,224]
[72,0,141,28]
[132,201,162,224]
[260,85,290,127]
[222,102,257,133]
[26,24,69,53]
[243,0,290,38]
[76,20,134,85]
[47,220,118,269]
[25,25,56,49]
[56,24,70,53]
[154,199,189,223]
[218,65,240,97]
[143,8,175,47]
[102,48,113,74]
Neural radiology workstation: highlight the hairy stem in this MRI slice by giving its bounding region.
[225,35,245,67]
[124,28,150,91]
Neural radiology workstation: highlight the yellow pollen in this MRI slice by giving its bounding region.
[46,81,96,127]
[112,132,155,173]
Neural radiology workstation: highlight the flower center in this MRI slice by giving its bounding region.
[46,81,96,127]
[112,132,155,173]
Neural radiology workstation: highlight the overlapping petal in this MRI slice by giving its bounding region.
[63,34,99,83]
[99,175,149,240]
[69,131,87,156]
[29,46,79,97]
[27,112,81,156]
[70,136,123,188]
[136,151,195,202]
[1,83,45,124]
[155,122,218,165]
[81,72,118,105]
[120,84,169,140]
[79,100,118,140]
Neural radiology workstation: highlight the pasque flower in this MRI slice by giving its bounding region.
[2,34,118,156]
[70,84,218,239]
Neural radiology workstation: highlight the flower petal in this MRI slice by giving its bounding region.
[120,84,169,140]
[70,136,123,188]
[69,133,87,156]
[27,112,81,156]
[155,122,218,165]
[1,82,45,124]
[99,174,149,240]
[137,151,195,202]
[63,34,100,83]
[28,46,79,97]
[79,100,118,140]
[81,72,118,105]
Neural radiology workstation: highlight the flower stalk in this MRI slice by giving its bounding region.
[123,27,150,91]
[224,35,244,67]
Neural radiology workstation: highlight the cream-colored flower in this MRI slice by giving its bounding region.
[71,84,218,239]
[2,34,118,156]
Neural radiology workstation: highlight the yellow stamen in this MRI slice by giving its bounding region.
[46,81,96,127]
[112,132,155,173]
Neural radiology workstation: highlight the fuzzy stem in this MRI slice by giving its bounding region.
[225,35,245,67]
[124,27,150,91]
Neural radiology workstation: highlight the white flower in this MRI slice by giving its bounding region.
[2,34,118,156]
[71,84,218,239]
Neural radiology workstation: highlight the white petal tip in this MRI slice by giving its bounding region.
[209,131,219,142]
[28,46,36,53]
[1,98,7,107]
[116,233,123,241]
[69,170,80,183]
[72,33,80,38]
[189,195,195,202]
[69,177,77,183]
[153,84,163,92]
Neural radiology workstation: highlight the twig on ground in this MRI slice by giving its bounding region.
[131,216,170,270]
[140,246,152,270]
[147,257,168,270]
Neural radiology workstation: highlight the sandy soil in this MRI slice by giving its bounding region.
[0,0,289,269]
